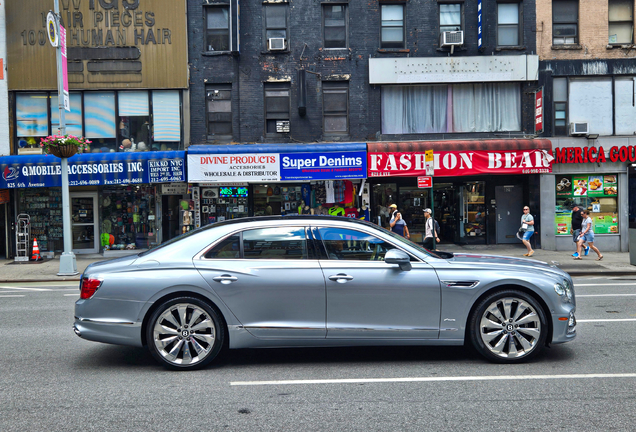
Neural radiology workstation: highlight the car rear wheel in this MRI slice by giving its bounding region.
[469,290,548,363]
[146,297,224,370]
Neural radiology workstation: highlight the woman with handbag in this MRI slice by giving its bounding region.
[520,206,534,257]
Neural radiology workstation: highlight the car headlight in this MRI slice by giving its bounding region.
[554,283,565,296]
[555,279,574,302]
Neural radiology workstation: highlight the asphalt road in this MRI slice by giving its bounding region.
[1,277,635,431]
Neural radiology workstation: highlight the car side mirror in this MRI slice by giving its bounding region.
[384,249,412,271]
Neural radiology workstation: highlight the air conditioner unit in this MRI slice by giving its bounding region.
[570,122,589,135]
[268,38,286,50]
[441,30,464,47]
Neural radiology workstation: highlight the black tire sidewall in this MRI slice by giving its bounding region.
[469,289,548,363]
[146,296,225,370]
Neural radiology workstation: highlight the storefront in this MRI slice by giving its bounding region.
[0,151,186,256]
[367,140,552,245]
[541,141,630,252]
[186,143,368,224]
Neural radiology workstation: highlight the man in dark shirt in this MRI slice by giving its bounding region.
[571,204,588,257]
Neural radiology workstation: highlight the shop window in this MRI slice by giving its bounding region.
[553,0,578,45]
[205,234,240,258]
[50,93,83,137]
[323,4,347,49]
[264,4,289,51]
[152,90,181,147]
[18,189,63,252]
[264,83,290,135]
[373,183,397,228]
[553,78,568,136]
[317,227,399,261]
[381,83,520,134]
[206,5,230,51]
[206,84,232,141]
[322,81,349,135]
[118,91,151,152]
[84,92,117,150]
[380,4,405,49]
[16,93,48,149]
[555,174,619,236]
[253,184,304,216]
[568,78,612,136]
[463,182,486,240]
[397,187,430,244]
[243,227,307,260]
[609,0,633,45]
[497,3,520,47]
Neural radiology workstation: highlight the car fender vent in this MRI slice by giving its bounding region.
[441,280,480,288]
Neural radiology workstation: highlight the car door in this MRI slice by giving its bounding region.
[314,226,441,339]
[194,225,326,339]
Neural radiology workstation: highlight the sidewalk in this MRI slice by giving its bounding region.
[1,245,635,282]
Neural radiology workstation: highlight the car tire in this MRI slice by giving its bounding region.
[146,296,225,370]
[468,289,548,364]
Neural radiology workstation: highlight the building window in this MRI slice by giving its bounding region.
[609,0,633,44]
[323,81,349,135]
[118,91,150,150]
[16,93,48,141]
[206,84,232,140]
[553,78,568,136]
[205,5,230,51]
[381,83,521,134]
[552,0,578,45]
[380,4,405,49]
[497,3,520,46]
[323,4,347,49]
[264,83,290,135]
[264,4,289,51]
[440,3,462,33]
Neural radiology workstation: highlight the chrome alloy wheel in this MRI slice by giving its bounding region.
[479,297,542,359]
[152,303,216,366]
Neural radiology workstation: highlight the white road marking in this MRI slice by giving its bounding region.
[0,295,26,298]
[64,294,78,297]
[0,286,51,291]
[577,319,636,322]
[231,373,636,387]
[575,283,636,287]
[577,294,636,297]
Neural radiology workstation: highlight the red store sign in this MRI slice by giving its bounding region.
[554,145,636,164]
[368,149,552,177]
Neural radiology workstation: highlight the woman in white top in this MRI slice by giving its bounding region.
[574,209,603,261]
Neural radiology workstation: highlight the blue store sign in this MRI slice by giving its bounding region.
[280,150,367,181]
[0,151,185,189]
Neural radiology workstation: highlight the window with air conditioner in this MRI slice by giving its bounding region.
[323,4,348,49]
[380,4,405,49]
[323,81,349,135]
[553,0,578,45]
[609,0,633,45]
[206,84,232,141]
[264,4,289,52]
[568,78,612,136]
[264,83,290,136]
[497,2,521,47]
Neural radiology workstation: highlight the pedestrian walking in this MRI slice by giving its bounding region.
[423,208,439,250]
[520,205,534,257]
[389,206,410,239]
[574,209,603,261]
[571,204,588,257]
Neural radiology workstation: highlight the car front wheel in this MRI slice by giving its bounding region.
[469,290,548,363]
[146,297,224,370]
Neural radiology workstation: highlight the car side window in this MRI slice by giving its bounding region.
[316,227,399,261]
[204,233,240,259]
[243,227,308,260]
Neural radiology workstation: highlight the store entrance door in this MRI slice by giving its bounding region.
[71,192,99,254]
[495,185,523,244]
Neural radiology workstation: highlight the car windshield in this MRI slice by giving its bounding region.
[379,226,444,259]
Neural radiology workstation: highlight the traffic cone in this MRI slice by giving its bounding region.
[31,237,43,261]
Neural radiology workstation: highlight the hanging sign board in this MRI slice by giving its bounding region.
[535,87,543,134]
[418,176,432,188]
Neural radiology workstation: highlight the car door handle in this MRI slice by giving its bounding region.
[212,275,238,284]
[328,274,354,283]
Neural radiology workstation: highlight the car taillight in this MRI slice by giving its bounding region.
[80,278,103,299]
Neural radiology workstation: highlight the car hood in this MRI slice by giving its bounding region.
[447,253,567,277]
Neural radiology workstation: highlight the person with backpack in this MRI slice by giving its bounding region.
[423,208,439,250]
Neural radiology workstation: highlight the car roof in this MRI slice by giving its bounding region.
[213,215,376,228]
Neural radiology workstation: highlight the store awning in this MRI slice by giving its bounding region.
[187,143,368,182]
[367,139,553,177]
[187,142,367,154]
[0,151,186,189]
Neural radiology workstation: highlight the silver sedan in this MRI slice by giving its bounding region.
[74,216,576,370]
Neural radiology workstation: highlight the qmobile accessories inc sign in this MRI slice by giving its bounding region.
[368,149,553,177]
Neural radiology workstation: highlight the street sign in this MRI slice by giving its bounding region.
[46,12,59,47]
[535,87,544,134]
[418,176,432,188]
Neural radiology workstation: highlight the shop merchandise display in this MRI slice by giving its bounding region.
[18,190,63,252]
[101,186,157,250]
